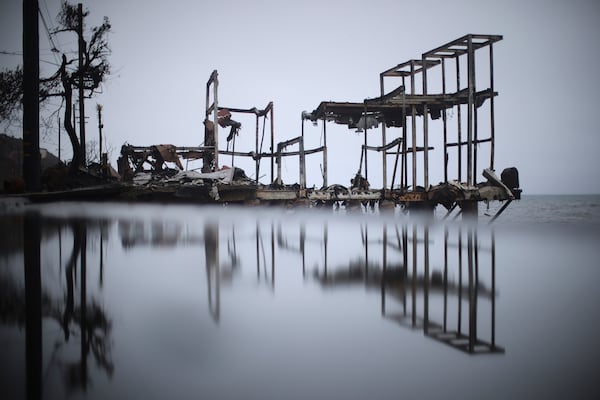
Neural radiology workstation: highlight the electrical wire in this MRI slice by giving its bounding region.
[0,51,60,67]
[38,5,60,66]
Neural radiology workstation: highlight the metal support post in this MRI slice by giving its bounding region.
[467,36,475,186]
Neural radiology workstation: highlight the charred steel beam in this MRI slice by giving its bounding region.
[456,55,462,182]
[270,103,275,184]
[441,58,448,183]
[410,61,417,191]
[217,102,272,116]
[205,70,219,170]
[380,59,441,77]
[364,137,403,152]
[422,34,503,58]
[447,137,492,147]
[489,43,496,171]
[385,146,434,155]
[422,53,429,189]
[220,146,324,158]
[467,36,474,186]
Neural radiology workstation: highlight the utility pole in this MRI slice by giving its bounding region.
[58,116,61,161]
[73,102,77,139]
[77,3,86,166]
[97,104,103,163]
[23,0,41,191]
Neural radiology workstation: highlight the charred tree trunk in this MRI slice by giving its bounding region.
[60,55,82,175]
[62,220,83,340]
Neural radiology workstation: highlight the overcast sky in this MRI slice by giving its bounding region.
[1,0,599,194]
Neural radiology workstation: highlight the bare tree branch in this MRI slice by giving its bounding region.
[1,1,112,174]
[0,67,23,120]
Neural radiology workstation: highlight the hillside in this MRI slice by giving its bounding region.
[0,133,62,185]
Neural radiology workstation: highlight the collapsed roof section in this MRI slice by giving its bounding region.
[306,87,495,129]
[306,34,503,128]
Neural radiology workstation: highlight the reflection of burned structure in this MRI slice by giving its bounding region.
[204,223,220,322]
[380,226,503,354]
[308,223,503,354]
[114,34,519,218]
[173,215,504,355]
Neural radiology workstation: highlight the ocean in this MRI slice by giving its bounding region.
[483,194,600,224]
[1,195,599,399]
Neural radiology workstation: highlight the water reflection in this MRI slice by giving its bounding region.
[59,219,114,392]
[112,209,503,355]
[1,205,505,399]
[379,226,503,354]
[1,212,113,399]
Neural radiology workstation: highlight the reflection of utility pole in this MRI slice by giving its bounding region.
[23,0,41,191]
[77,3,86,165]
[80,225,88,390]
[24,213,42,400]
[100,224,104,287]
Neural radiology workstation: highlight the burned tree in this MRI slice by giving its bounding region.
[0,67,24,122]
[0,1,111,176]
[45,2,111,174]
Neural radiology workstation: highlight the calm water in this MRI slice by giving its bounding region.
[1,195,599,399]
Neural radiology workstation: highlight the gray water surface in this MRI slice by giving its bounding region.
[1,201,599,399]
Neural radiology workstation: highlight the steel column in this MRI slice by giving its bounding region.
[489,43,496,171]
[456,56,462,182]
[467,36,474,186]
[410,62,417,190]
[323,116,328,188]
[441,58,448,183]
[380,74,387,190]
[422,56,429,189]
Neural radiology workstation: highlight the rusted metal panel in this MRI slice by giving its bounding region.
[154,145,183,170]
[394,192,427,202]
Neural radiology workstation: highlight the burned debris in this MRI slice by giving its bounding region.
[28,34,520,218]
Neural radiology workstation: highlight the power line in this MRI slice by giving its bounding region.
[40,0,54,31]
[0,50,60,67]
[38,5,60,65]
[40,58,61,67]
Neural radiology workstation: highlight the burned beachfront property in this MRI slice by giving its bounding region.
[117,34,520,217]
